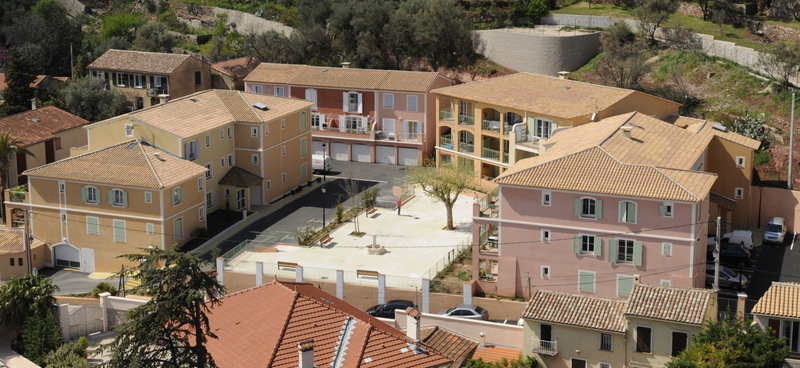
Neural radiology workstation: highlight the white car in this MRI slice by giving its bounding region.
[709,230,753,250]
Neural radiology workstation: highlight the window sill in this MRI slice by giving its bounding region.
[615,262,637,267]
[579,253,598,257]
[112,204,125,208]
[580,216,597,220]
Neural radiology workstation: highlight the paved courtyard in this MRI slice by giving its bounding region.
[225,188,475,289]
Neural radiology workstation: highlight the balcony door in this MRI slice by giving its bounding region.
[540,324,552,342]
[570,358,586,368]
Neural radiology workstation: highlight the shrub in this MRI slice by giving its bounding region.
[90,282,118,298]
[730,111,771,149]
[360,187,380,208]
[754,149,771,166]
[295,223,315,246]
[335,203,345,224]
[42,342,89,368]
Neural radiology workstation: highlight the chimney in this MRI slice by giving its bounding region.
[341,62,351,69]
[298,339,317,368]
[736,292,747,320]
[620,125,633,140]
[31,98,37,110]
[557,71,569,80]
[633,274,641,286]
[405,307,421,346]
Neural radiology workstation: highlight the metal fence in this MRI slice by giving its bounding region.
[424,238,471,280]
[222,231,295,269]
[393,178,416,203]
[718,297,758,320]
[68,303,103,340]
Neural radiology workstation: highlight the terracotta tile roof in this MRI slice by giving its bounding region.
[244,63,447,93]
[0,229,44,256]
[431,73,679,119]
[0,106,88,146]
[205,280,452,368]
[751,282,800,319]
[90,90,312,139]
[624,283,715,325]
[23,140,207,189]
[522,289,628,333]
[421,327,478,368]
[211,57,259,78]
[673,116,762,150]
[87,49,196,75]
[469,346,522,364]
[218,166,263,187]
[0,74,68,90]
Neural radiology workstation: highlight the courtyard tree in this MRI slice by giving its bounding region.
[405,158,475,230]
[19,312,63,365]
[101,247,224,368]
[632,0,678,43]
[0,274,58,333]
[0,132,35,221]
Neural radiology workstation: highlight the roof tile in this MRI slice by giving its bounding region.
[751,282,800,319]
[624,283,715,325]
[522,289,627,333]
[88,49,195,75]
[0,228,44,256]
[0,106,88,146]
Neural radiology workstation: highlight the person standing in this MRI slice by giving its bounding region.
[397,197,402,215]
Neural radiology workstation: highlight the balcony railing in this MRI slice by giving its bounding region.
[459,115,475,126]
[530,339,557,356]
[482,119,501,133]
[440,108,455,122]
[517,133,541,149]
[458,141,474,154]
[482,147,500,161]
[503,152,509,164]
[148,86,170,96]
[503,124,513,135]
[440,135,453,149]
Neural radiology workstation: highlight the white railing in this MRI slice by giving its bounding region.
[530,338,557,356]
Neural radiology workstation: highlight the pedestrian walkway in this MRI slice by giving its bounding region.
[0,331,38,368]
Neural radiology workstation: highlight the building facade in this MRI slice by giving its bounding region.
[752,281,800,358]
[0,228,47,280]
[244,63,452,166]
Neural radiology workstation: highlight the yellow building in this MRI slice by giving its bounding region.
[430,73,681,189]
[752,282,800,358]
[8,140,207,272]
[88,49,211,109]
[0,228,46,280]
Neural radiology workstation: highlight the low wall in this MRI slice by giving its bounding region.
[395,309,524,349]
[56,296,100,306]
[750,186,800,231]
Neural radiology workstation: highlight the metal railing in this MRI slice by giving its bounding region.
[503,152,509,163]
[459,115,475,126]
[503,124,513,135]
[482,119,501,132]
[440,108,455,122]
[482,147,500,161]
[530,339,557,356]
[458,141,474,153]
[440,135,453,149]
[517,133,541,147]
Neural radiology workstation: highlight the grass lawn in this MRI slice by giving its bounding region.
[551,2,633,18]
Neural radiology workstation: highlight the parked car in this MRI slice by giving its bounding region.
[720,230,754,249]
[716,245,752,267]
[705,264,749,290]
[312,154,331,174]
[366,300,416,319]
[763,217,787,245]
[436,304,489,320]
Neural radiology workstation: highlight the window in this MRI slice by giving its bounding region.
[224,188,231,198]
[405,120,420,140]
[542,190,551,206]
[113,219,126,243]
[251,85,263,94]
[736,156,746,168]
[617,275,634,297]
[185,140,199,161]
[124,124,134,137]
[112,189,126,207]
[574,235,601,256]
[617,239,635,264]
[266,180,271,190]
[83,186,98,204]
[282,146,286,156]
[300,112,307,130]
[407,95,418,112]
[61,213,67,223]
[205,163,212,179]
[579,270,595,293]
[133,74,145,88]
[191,71,200,85]
[144,191,152,203]
[220,129,224,139]
[220,157,225,167]
[312,113,323,129]
[735,187,744,199]
[87,216,99,235]
[227,154,233,166]
[542,229,551,243]
[541,266,550,279]
[146,223,154,234]
[535,118,555,138]
[9,258,13,266]
[581,235,595,253]
[301,163,308,180]
[205,134,210,147]
[227,127,232,139]
[305,89,317,111]
[671,331,689,357]
[251,127,258,137]
[661,279,671,286]
[282,172,286,182]
[345,92,361,113]
[59,183,65,193]
[199,207,205,221]
[600,333,613,351]
[264,125,269,135]
[281,119,286,129]
[114,72,127,86]
[383,94,394,108]
[252,154,259,165]
[619,201,636,223]
[662,242,672,256]
[582,198,596,217]
[18,258,22,267]
[636,326,652,353]
[54,137,62,150]
[174,217,184,242]
[300,138,307,157]
[660,202,674,217]
[575,197,602,219]
[274,86,285,97]
[599,363,612,368]
[198,177,204,191]
[171,187,184,206]
[206,191,213,208]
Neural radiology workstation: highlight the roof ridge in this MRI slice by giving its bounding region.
[353,322,372,368]
[137,141,165,189]
[535,288,628,304]
[23,139,135,175]
[597,112,637,147]
[268,289,298,365]
[651,167,704,202]
[238,90,265,123]
[520,72,637,96]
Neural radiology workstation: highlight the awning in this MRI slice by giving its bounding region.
[710,192,737,211]
[218,166,263,188]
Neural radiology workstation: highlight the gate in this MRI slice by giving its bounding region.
[68,303,104,340]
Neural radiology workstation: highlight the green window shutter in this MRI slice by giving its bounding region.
[574,198,581,217]
[97,190,101,204]
[180,187,184,203]
[573,235,581,254]
[659,205,666,216]
[595,199,603,219]
[620,203,626,222]
[594,236,602,257]
[608,239,618,264]
[108,189,113,204]
[80,187,86,202]
[114,220,125,242]
[633,241,643,267]
[87,217,98,235]
[579,271,594,293]
[618,276,634,297]
[122,191,128,207]
[171,189,176,206]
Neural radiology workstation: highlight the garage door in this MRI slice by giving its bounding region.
[352,144,371,162]
[330,143,348,161]
[312,141,325,156]
[376,145,395,164]
[54,244,80,268]
[398,147,419,166]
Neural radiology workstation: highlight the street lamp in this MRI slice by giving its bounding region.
[321,186,326,229]
[321,143,327,182]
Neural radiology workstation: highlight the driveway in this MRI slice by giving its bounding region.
[40,267,125,296]
[746,233,800,299]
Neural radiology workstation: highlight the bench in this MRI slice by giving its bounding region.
[277,261,298,270]
[319,234,333,247]
[357,269,379,278]
[366,206,377,217]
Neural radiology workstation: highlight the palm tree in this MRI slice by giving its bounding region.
[0,132,35,221]
[0,275,60,332]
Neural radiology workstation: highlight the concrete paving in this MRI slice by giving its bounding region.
[226,187,475,289]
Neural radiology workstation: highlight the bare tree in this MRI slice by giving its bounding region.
[632,0,678,43]
[759,41,800,90]
[597,22,650,89]
[405,159,474,230]
[338,163,362,234]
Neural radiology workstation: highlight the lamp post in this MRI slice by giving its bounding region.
[321,186,326,229]
[322,142,327,182]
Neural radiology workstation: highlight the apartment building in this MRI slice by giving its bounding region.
[88,49,211,109]
[752,282,800,358]
[244,63,452,165]
[0,228,46,280]
[9,140,207,272]
[522,282,716,368]
[430,73,681,189]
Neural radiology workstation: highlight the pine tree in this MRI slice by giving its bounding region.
[20,313,63,365]
[0,48,37,116]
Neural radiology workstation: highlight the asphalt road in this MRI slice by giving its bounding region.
[40,267,123,296]
[746,234,800,299]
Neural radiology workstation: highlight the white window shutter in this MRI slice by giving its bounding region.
[402,120,409,138]
[417,121,423,134]
[550,121,558,137]
[342,93,348,112]
[359,116,367,131]
[338,115,346,132]
[357,93,363,113]
[320,114,326,129]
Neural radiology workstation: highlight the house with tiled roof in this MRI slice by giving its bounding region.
[752,281,800,358]
[521,282,716,368]
[204,280,453,367]
[473,112,731,298]
[210,57,259,91]
[0,73,69,104]
[430,73,682,189]
[0,228,46,281]
[244,63,453,166]
[88,49,211,109]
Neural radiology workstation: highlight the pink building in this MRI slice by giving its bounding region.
[473,112,736,298]
[243,63,452,165]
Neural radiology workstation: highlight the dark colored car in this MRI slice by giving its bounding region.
[717,245,751,267]
[366,300,416,319]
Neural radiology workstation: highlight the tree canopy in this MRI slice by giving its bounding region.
[0,274,59,332]
[406,159,475,230]
[0,48,37,117]
[60,76,128,123]
[133,22,175,53]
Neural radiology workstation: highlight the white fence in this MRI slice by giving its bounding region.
[67,304,103,340]
[57,294,148,341]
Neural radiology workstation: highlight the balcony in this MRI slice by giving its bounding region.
[6,190,27,204]
[482,147,500,161]
[148,86,170,96]
[459,115,475,126]
[530,339,557,356]
[458,141,474,154]
[440,134,454,149]
[503,152,509,164]
[440,108,455,123]
[517,133,541,150]
[482,119,501,133]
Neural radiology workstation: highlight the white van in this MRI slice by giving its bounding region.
[764,217,787,245]
[721,230,754,250]
[312,154,331,174]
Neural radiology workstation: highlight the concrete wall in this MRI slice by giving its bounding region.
[475,28,601,75]
[395,309,523,349]
[750,186,800,232]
